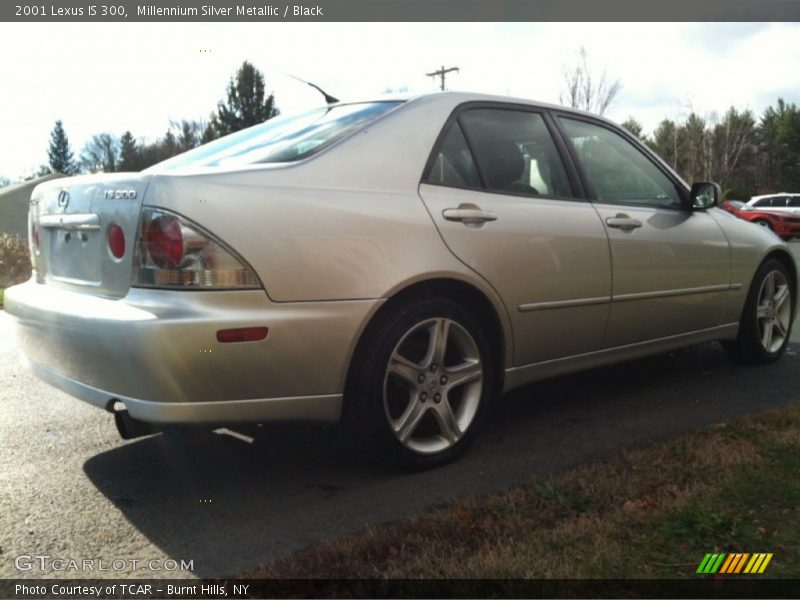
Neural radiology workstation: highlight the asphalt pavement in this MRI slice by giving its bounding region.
[2,244,800,579]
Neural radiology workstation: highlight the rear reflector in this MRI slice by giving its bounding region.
[216,327,269,343]
[108,224,125,259]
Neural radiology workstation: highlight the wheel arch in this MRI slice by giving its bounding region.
[342,276,511,408]
[764,248,798,304]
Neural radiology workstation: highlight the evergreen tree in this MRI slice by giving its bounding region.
[47,120,76,174]
[648,119,680,170]
[173,120,205,151]
[201,122,218,143]
[773,99,800,190]
[211,61,279,136]
[118,131,139,171]
[162,130,179,158]
[620,117,646,142]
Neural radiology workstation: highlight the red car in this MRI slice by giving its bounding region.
[719,200,800,241]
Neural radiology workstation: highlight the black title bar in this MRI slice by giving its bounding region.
[3,0,800,22]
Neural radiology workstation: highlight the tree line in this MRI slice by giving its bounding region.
[45,60,278,176]
[41,56,799,200]
[618,103,800,199]
[559,48,799,199]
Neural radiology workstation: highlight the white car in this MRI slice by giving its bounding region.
[747,193,800,215]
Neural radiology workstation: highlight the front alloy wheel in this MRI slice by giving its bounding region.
[755,269,792,353]
[724,258,794,364]
[384,317,483,455]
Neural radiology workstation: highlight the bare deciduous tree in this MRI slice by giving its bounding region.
[559,47,622,116]
[80,133,119,173]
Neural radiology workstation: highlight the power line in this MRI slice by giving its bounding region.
[426,65,459,91]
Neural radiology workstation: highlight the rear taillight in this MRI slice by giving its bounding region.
[144,214,182,268]
[133,208,260,289]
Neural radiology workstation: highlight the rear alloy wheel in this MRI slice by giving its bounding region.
[346,297,495,468]
[724,259,794,364]
[384,317,483,455]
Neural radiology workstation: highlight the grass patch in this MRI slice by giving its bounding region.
[246,405,800,583]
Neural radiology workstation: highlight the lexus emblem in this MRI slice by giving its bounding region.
[57,189,70,209]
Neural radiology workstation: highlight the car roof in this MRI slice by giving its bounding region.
[750,192,794,200]
[354,91,623,128]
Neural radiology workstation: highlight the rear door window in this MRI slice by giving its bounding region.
[425,108,574,199]
[458,109,574,198]
[427,122,482,188]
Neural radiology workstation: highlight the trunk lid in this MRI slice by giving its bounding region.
[31,173,152,298]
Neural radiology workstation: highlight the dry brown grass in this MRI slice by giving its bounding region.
[0,233,31,289]
[245,404,800,581]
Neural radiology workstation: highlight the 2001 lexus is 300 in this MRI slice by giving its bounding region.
[6,92,796,468]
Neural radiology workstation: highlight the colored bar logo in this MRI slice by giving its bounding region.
[696,552,773,574]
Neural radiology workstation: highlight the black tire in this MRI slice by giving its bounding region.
[344,296,497,469]
[723,259,794,364]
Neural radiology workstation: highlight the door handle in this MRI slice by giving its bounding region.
[442,205,497,225]
[605,213,642,231]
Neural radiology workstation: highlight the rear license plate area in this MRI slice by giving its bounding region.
[49,229,101,283]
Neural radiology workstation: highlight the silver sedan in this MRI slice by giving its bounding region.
[6,92,796,468]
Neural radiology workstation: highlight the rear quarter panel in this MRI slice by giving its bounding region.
[144,96,481,303]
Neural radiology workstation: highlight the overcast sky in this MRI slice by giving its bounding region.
[1,21,799,181]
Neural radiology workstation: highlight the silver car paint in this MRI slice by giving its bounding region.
[8,284,380,421]
[5,92,796,425]
[31,172,152,297]
[419,183,611,366]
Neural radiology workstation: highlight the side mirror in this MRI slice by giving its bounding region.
[690,182,721,210]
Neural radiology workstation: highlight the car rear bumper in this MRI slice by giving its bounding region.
[5,280,380,424]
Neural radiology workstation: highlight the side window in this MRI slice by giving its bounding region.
[791,196,800,207]
[427,122,481,188]
[754,198,772,207]
[560,117,682,208]
[458,109,573,198]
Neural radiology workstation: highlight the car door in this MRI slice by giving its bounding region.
[555,115,730,347]
[418,105,611,366]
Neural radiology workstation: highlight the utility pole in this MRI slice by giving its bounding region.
[426,65,459,91]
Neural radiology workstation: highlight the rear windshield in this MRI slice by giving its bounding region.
[151,101,402,171]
